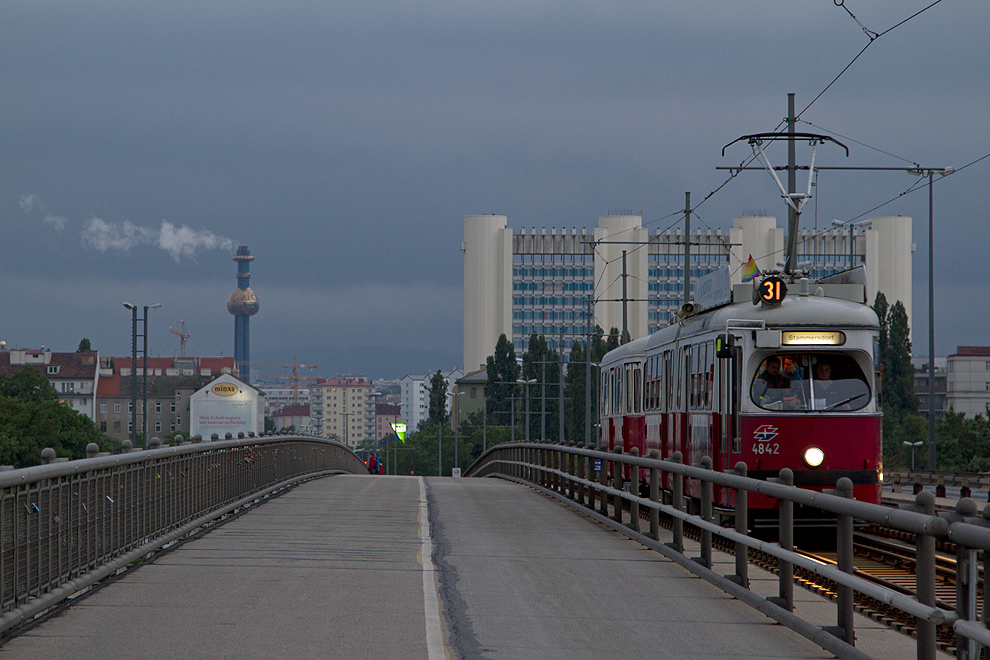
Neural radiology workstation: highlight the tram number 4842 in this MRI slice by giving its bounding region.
[752,442,780,455]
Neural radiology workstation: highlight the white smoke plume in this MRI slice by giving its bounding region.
[157,220,235,262]
[81,218,235,262]
[43,214,68,230]
[19,194,38,212]
[19,194,67,231]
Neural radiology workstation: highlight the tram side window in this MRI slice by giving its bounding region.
[654,355,664,410]
[704,340,715,409]
[615,367,622,416]
[602,370,612,417]
[634,367,642,414]
[750,353,871,412]
[646,355,660,410]
[625,365,633,415]
[687,342,714,411]
[664,351,674,411]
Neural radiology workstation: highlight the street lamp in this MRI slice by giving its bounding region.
[906,166,954,471]
[123,302,161,448]
[451,391,465,475]
[341,411,354,447]
[517,379,537,442]
[903,440,924,471]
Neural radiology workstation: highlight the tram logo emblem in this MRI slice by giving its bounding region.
[753,425,779,442]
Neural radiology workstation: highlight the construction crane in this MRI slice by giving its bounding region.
[169,320,191,357]
[241,356,319,403]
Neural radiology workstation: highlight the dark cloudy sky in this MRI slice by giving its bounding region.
[2,1,987,380]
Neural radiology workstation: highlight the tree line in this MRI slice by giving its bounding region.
[388,329,620,476]
[390,291,989,476]
[873,292,990,472]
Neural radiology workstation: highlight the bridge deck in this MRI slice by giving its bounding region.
[2,476,933,659]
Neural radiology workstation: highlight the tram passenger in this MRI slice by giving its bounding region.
[753,356,790,408]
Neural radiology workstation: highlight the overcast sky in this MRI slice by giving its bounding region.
[2,1,987,380]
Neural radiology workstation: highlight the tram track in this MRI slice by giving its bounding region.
[748,528,967,654]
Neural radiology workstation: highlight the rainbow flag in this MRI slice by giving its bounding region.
[741,254,761,282]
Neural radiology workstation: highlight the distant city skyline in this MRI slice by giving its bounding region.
[2,2,987,379]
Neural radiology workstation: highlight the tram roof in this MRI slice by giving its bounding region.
[644,292,879,354]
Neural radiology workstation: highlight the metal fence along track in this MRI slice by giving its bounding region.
[466,442,990,660]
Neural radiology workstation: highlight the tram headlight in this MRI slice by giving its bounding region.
[802,446,825,469]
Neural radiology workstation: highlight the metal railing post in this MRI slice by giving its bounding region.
[775,468,794,612]
[670,451,683,554]
[827,477,855,645]
[612,447,624,524]
[569,444,578,499]
[731,461,748,588]
[576,443,586,506]
[954,498,980,660]
[629,447,640,532]
[599,450,608,517]
[648,449,660,540]
[916,490,937,660]
[698,456,713,569]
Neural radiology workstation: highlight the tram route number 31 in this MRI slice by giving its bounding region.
[757,276,787,305]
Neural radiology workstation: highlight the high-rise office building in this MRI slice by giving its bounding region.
[463,213,911,372]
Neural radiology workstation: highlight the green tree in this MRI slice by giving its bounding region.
[564,341,588,444]
[562,326,616,447]
[933,410,990,472]
[521,334,561,442]
[0,367,58,402]
[77,338,92,352]
[885,301,918,420]
[872,293,922,466]
[0,368,112,468]
[486,334,520,427]
[872,292,889,369]
[395,422,455,476]
[427,370,449,427]
[606,327,621,353]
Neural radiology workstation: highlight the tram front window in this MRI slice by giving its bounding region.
[751,353,870,412]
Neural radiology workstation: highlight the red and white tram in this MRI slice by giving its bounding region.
[599,274,882,527]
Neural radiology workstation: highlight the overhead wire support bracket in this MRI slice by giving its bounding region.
[722,132,849,215]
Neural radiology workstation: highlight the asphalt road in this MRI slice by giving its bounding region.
[2,475,835,659]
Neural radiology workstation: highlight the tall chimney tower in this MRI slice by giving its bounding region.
[227,245,259,383]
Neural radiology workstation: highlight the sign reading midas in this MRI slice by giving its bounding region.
[211,383,240,396]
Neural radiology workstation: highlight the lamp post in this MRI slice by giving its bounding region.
[823,164,954,472]
[123,302,161,448]
[451,391,465,475]
[341,411,354,448]
[517,379,537,443]
[903,440,924,471]
[907,166,954,470]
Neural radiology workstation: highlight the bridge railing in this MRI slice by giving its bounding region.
[0,435,366,635]
[466,442,990,660]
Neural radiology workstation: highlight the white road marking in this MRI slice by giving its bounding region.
[418,477,448,660]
